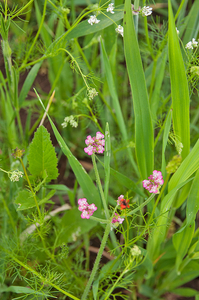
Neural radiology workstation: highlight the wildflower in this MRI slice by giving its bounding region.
[141,6,152,17]
[62,115,78,128]
[143,170,164,194]
[87,88,98,100]
[185,38,198,50]
[88,15,100,25]
[107,3,114,14]
[84,132,105,155]
[111,213,124,229]
[12,148,25,159]
[132,4,141,15]
[117,195,130,210]
[131,245,141,256]
[9,170,23,182]
[115,25,123,37]
[78,198,97,219]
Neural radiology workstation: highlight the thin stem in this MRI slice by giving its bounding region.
[81,223,111,300]
[1,248,80,300]
[127,194,155,216]
[92,154,110,219]
[1,196,16,234]
[10,0,34,20]
[19,0,48,70]
[19,158,42,221]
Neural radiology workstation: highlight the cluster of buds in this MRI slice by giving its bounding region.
[115,25,123,37]
[61,115,78,128]
[84,132,105,155]
[166,155,182,174]
[143,170,164,194]
[117,195,130,210]
[107,3,114,14]
[88,15,100,25]
[78,198,97,219]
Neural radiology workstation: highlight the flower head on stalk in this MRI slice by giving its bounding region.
[88,15,100,25]
[84,132,105,155]
[143,170,164,194]
[115,25,124,37]
[117,195,130,210]
[107,3,114,14]
[111,213,124,229]
[141,6,152,17]
[78,198,97,219]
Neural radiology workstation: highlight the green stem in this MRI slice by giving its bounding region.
[1,248,80,300]
[127,194,155,216]
[20,0,48,70]
[19,158,42,221]
[1,196,16,234]
[81,223,111,300]
[92,154,110,219]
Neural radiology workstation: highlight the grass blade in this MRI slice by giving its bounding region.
[124,0,154,179]
[168,0,190,159]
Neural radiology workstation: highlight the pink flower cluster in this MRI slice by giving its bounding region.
[111,213,124,225]
[84,132,105,155]
[78,198,97,219]
[143,170,164,194]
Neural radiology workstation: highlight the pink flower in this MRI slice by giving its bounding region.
[78,198,97,219]
[84,132,105,155]
[143,170,164,194]
[111,213,124,225]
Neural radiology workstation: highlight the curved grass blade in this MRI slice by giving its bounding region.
[168,0,190,159]
[35,90,102,213]
[123,0,154,180]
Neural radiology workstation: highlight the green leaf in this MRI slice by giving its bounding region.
[124,0,154,179]
[186,169,199,227]
[28,125,58,183]
[172,221,195,272]
[15,190,36,210]
[171,287,199,297]
[168,0,190,159]
[18,62,42,107]
[0,285,55,297]
[58,207,97,244]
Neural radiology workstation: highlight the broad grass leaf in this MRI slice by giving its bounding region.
[181,0,199,45]
[171,288,199,297]
[104,123,111,201]
[158,260,199,291]
[18,62,42,107]
[186,169,199,227]
[28,125,58,183]
[168,139,199,192]
[168,0,190,159]
[172,221,195,272]
[124,0,154,179]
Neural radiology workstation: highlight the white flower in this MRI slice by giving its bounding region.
[107,3,114,14]
[88,15,100,25]
[115,25,123,37]
[185,41,193,49]
[131,245,141,256]
[185,38,198,50]
[9,170,23,182]
[176,27,179,35]
[141,6,152,17]
[62,115,78,128]
[87,88,98,100]
[192,38,198,48]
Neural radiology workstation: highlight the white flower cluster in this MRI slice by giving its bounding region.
[107,3,114,14]
[88,15,100,25]
[87,88,98,100]
[9,170,23,182]
[62,115,78,128]
[185,38,198,50]
[131,245,141,256]
[141,6,152,17]
[115,25,123,37]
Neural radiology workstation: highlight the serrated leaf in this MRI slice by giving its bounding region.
[28,126,58,183]
[15,190,36,210]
